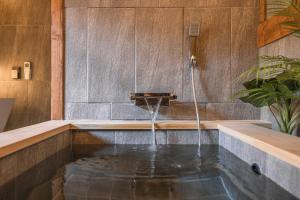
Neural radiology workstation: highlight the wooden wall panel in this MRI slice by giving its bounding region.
[0,26,50,82]
[0,0,51,130]
[140,0,159,7]
[183,8,231,102]
[206,103,260,120]
[88,8,135,102]
[136,8,183,99]
[27,81,51,124]
[0,81,28,130]
[159,0,257,7]
[0,0,51,25]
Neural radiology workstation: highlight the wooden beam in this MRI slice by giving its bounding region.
[259,0,266,23]
[51,0,64,120]
[257,15,294,47]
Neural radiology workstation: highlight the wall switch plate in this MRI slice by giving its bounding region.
[24,62,32,80]
[11,67,21,79]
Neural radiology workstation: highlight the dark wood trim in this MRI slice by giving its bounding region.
[257,16,293,47]
[259,0,266,23]
[257,0,295,47]
[51,0,64,120]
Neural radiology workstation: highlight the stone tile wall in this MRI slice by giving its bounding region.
[72,130,219,145]
[64,0,260,121]
[219,131,300,199]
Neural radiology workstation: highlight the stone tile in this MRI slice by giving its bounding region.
[265,155,300,199]
[65,8,88,102]
[115,131,153,144]
[65,103,111,120]
[88,8,135,102]
[0,154,17,186]
[179,177,227,199]
[87,178,113,198]
[112,102,206,120]
[218,131,232,150]
[242,142,267,174]
[206,103,260,120]
[158,102,206,120]
[219,132,267,175]
[167,130,199,145]
[201,194,230,200]
[200,130,219,145]
[111,179,133,199]
[231,7,259,95]
[156,131,167,144]
[111,103,149,120]
[0,26,51,82]
[135,179,180,199]
[259,35,300,58]
[73,131,115,144]
[114,130,166,145]
[135,8,183,99]
[0,81,28,130]
[64,175,90,198]
[183,8,231,102]
[0,0,51,25]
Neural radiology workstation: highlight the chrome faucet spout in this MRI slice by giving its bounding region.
[190,55,197,68]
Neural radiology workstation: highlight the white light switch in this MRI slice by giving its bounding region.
[11,67,20,79]
[24,62,32,80]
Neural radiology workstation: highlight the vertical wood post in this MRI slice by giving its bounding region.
[51,0,64,120]
[259,0,266,23]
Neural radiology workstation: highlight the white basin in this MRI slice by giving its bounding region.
[0,99,15,132]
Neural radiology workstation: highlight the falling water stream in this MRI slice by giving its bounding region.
[145,97,163,147]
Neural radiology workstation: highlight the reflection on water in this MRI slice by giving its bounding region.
[0,145,297,200]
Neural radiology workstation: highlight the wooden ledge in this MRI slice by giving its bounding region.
[218,123,300,169]
[68,120,272,130]
[0,121,70,158]
[1,120,300,170]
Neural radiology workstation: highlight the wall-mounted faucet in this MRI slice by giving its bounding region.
[188,23,201,149]
[189,23,200,68]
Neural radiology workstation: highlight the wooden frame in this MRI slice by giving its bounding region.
[257,0,294,47]
[51,0,64,120]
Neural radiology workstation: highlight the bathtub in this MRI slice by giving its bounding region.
[0,120,299,199]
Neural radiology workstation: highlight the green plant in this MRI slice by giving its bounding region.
[234,56,300,135]
[269,0,300,37]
